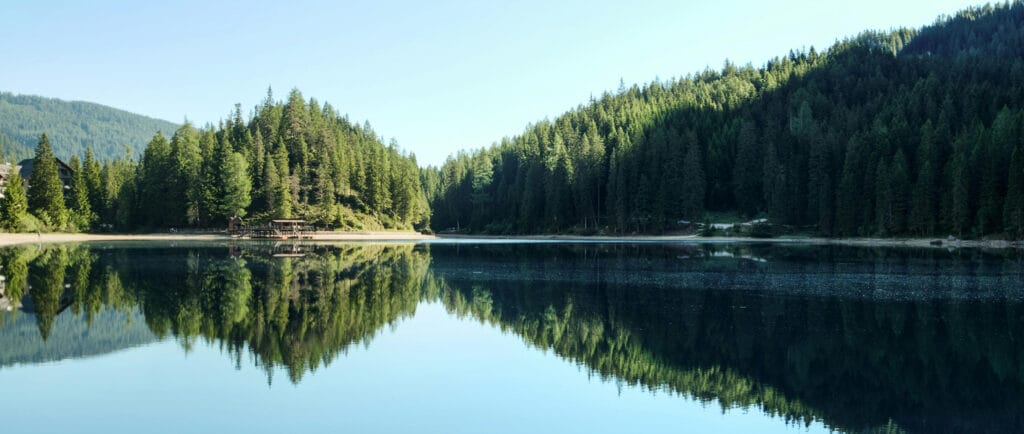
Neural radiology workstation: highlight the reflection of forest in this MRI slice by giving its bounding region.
[1,243,1022,433]
[0,243,429,383]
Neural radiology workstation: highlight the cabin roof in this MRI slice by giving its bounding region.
[270,219,307,223]
[18,158,74,180]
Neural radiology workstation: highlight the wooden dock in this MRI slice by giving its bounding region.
[230,219,315,240]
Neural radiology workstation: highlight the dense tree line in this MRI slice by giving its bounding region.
[2,89,430,232]
[0,92,179,161]
[428,2,1024,238]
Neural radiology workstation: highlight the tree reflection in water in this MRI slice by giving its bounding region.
[1,242,1021,433]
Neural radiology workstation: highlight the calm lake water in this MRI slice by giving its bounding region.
[0,241,1022,433]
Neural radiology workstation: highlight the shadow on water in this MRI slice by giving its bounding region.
[0,242,1022,433]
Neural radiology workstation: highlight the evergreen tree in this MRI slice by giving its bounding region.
[424,4,1024,237]
[807,137,833,234]
[263,149,281,215]
[250,129,267,209]
[1004,146,1024,238]
[282,89,309,178]
[0,170,28,230]
[874,158,892,235]
[680,141,705,221]
[169,122,201,226]
[138,133,172,227]
[762,139,787,225]
[469,154,493,228]
[191,130,218,227]
[365,145,392,216]
[945,133,974,236]
[732,120,762,218]
[835,143,859,236]
[26,133,67,228]
[218,152,252,219]
[888,150,911,234]
[910,122,940,235]
[67,156,95,230]
[519,159,544,232]
[82,147,103,218]
[272,140,293,219]
[546,150,574,229]
[976,108,1015,234]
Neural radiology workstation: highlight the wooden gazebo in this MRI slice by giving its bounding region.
[231,219,314,239]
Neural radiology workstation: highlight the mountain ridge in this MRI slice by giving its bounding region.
[425,1,1024,239]
[0,92,179,162]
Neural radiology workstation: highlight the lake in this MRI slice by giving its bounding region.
[0,241,1021,433]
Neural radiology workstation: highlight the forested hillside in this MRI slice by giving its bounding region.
[427,2,1024,238]
[79,89,428,231]
[0,92,179,161]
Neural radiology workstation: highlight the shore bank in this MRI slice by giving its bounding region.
[0,231,436,247]
[437,234,1023,249]
[0,232,1019,249]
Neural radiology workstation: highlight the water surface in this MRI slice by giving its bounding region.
[0,242,1021,433]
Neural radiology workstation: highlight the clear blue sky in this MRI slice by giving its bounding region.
[1,0,982,166]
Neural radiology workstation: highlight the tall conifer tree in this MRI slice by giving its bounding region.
[27,133,67,228]
[0,170,28,230]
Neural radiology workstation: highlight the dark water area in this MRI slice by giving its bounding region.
[0,241,1021,433]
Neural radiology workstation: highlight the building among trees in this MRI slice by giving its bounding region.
[0,162,19,198]
[18,157,73,200]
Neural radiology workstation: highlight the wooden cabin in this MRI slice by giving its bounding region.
[19,158,74,200]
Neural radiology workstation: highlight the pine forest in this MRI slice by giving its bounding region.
[5,3,1024,239]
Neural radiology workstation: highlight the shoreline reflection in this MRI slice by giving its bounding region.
[1,242,1021,433]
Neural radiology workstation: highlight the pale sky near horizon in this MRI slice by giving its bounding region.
[1,0,982,166]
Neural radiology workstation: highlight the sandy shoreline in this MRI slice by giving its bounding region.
[0,231,1019,249]
[0,231,436,247]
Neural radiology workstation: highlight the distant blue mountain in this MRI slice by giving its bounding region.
[0,92,179,162]
[0,307,158,368]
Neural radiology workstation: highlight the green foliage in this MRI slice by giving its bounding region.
[9,3,1024,238]
[262,149,286,218]
[26,248,68,340]
[0,92,178,161]
[67,156,95,230]
[26,133,68,229]
[81,148,103,222]
[747,222,774,238]
[433,243,1024,433]
[57,89,429,231]
[427,2,1024,238]
[1005,146,1024,238]
[909,122,940,235]
[0,170,28,230]
[216,152,252,219]
[680,140,706,221]
[4,242,1024,432]
[138,133,174,227]
[92,243,427,383]
[98,148,139,231]
[700,219,714,237]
